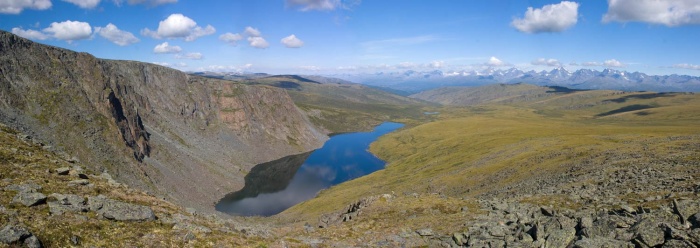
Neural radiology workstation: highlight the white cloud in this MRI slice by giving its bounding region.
[11,27,49,40]
[604,59,625,68]
[244,26,261,37]
[336,66,357,71]
[486,56,507,67]
[603,0,700,26]
[247,37,269,49]
[63,0,101,9]
[114,0,176,6]
[153,62,170,67]
[673,63,700,70]
[286,0,340,11]
[43,20,92,42]
[531,58,562,67]
[582,62,602,66]
[512,1,579,33]
[141,13,215,41]
[281,34,304,48]
[397,62,416,69]
[219,32,243,45]
[429,60,445,68]
[299,65,320,71]
[0,0,51,14]
[95,23,139,46]
[580,59,626,68]
[197,64,252,73]
[153,42,181,54]
[175,52,203,60]
[187,25,216,41]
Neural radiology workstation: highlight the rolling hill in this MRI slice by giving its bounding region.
[237,74,433,133]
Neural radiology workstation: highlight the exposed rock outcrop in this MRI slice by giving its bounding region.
[0,30,327,211]
[88,195,156,221]
[0,225,42,248]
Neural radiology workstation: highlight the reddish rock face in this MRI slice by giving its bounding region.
[0,30,327,211]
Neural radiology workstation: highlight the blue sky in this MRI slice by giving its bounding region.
[2,0,700,76]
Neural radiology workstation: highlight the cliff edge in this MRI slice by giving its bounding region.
[0,30,327,211]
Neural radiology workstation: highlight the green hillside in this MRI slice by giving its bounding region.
[242,75,434,133]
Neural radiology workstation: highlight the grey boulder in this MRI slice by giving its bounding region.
[47,193,87,215]
[12,191,46,207]
[0,225,42,248]
[88,195,155,221]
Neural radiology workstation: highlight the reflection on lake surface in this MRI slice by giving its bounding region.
[215,122,404,216]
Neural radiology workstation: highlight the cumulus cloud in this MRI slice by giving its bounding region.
[673,63,700,70]
[114,0,176,6]
[95,23,139,46]
[580,59,626,68]
[219,32,243,45]
[603,0,700,26]
[63,0,101,9]
[531,58,562,67]
[141,13,215,41]
[604,59,625,68]
[486,56,507,67]
[281,34,304,48]
[175,52,203,60]
[244,26,261,37]
[43,20,92,42]
[0,0,51,14]
[429,60,445,68]
[11,27,49,40]
[286,0,340,11]
[153,42,182,54]
[512,1,579,33]
[247,37,269,49]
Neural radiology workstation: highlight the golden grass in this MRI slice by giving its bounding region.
[282,91,700,220]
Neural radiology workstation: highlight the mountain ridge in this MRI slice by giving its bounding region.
[0,30,327,212]
[331,67,700,93]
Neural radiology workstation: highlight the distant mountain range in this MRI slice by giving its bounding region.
[329,68,700,94]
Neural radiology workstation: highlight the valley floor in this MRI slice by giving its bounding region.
[2,88,700,247]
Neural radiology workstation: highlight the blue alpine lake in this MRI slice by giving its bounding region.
[215,122,404,216]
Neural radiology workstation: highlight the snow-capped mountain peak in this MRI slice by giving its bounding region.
[330,67,700,93]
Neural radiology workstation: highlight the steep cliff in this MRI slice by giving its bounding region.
[0,30,327,211]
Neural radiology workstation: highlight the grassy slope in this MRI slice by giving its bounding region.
[409,83,561,106]
[242,75,434,133]
[283,88,700,220]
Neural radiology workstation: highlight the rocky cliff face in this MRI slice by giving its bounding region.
[0,30,327,211]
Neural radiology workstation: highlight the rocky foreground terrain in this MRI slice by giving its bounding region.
[5,118,698,247]
[288,136,700,247]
